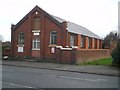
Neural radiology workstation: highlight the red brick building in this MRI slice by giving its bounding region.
[11,6,105,63]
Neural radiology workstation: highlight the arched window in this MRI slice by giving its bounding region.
[50,31,57,45]
[18,32,24,45]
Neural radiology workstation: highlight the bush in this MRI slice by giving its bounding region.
[111,39,120,66]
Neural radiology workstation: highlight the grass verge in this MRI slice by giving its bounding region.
[79,57,112,66]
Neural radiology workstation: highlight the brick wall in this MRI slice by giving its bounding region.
[56,46,110,64]
[11,14,32,57]
[56,46,73,64]
[11,7,66,59]
[31,50,40,57]
[76,49,110,64]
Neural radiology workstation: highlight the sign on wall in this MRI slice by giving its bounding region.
[51,47,55,54]
[18,47,23,52]
[33,32,39,35]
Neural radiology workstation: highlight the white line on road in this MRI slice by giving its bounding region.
[97,78,108,82]
[58,75,107,82]
[39,73,108,82]
[3,82,36,88]
[0,69,14,72]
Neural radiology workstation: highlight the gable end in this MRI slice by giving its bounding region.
[13,5,63,30]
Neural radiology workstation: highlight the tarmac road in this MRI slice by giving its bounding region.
[2,65,119,88]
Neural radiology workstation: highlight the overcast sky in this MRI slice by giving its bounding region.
[0,0,119,41]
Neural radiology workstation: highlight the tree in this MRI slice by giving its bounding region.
[2,41,11,51]
[111,38,120,67]
[102,32,118,49]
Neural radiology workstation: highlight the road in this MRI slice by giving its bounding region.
[2,65,118,88]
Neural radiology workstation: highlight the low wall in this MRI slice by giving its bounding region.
[56,46,74,64]
[76,49,110,64]
[56,46,110,64]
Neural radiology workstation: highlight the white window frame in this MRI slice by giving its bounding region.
[32,39,40,50]
[50,31,57,45]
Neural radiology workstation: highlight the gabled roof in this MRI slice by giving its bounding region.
[52,15,101,39]
[13,5,63,30]
[13,5,101,39]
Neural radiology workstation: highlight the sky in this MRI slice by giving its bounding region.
[0,0,119,41]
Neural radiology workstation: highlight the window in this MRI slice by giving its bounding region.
[50,31,57,45]
[94,39,97,49]
[70,34,75,47]
[81,35,85,48]
[88,37,92,48]
[97,40,99,49]
[18,32,24,45]
[99,40,101,49]
[32,39,40,50]
[33,17,40,30]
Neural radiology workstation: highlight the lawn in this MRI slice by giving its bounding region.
[79,57,112,66]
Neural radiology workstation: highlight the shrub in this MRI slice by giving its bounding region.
[111,39,120,67]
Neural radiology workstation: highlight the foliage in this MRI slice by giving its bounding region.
[2,41,11,51]
[111,39,120,66]
[102,32,118,49]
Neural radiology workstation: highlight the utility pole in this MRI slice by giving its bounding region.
[118,1,120,38]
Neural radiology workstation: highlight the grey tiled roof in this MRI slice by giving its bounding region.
[67,22,101,39]
[52,15,101,39]
[52,15,65,23]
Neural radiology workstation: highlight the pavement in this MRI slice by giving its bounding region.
[2,60,120,77]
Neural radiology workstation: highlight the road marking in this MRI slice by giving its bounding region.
[9,83,33,88]
[58,76,83,80]
[39,73,108,83]
[3,82,36,88]
[58,75,107,82]
[0,69,14,72]
[97,78,107,81]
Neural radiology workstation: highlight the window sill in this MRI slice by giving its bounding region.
[32,49,40,50]
[48,44,57,47]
